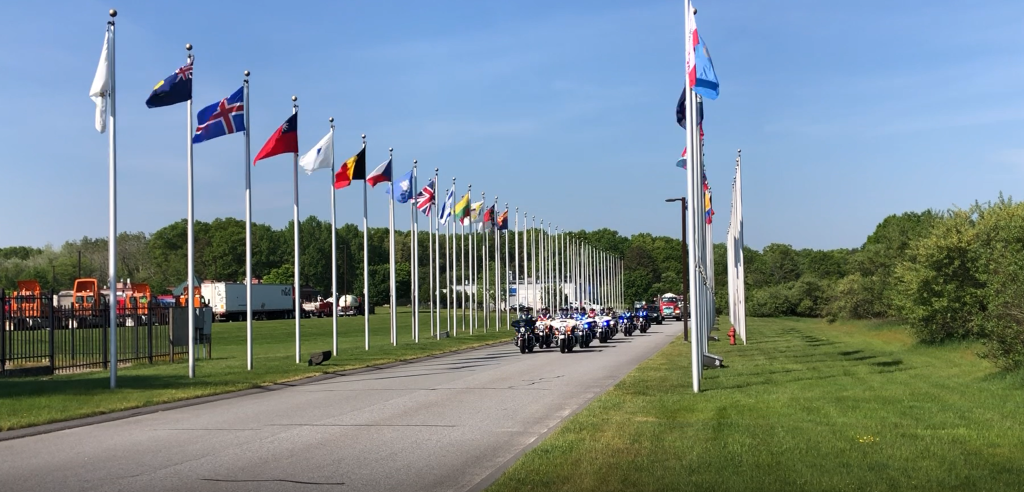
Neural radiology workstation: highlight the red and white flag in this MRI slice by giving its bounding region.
[366,157,392,187]
[415,178,435,215]
[685,2,699,89]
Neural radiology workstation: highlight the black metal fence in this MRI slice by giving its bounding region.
[1,290,187,376]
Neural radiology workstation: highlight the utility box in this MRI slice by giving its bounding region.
[170,307,213,352]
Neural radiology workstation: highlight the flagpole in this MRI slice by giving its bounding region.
[186,45,196,378]
[329,118,338,356]
[504,204,510,329]
[289,96,301,364]
[426,169,434,340]
[554,226,559,310]
[684,0,701,392]
[244,72,253,370]
[434,168,441,339]
[531,215,536,310]
[464,185,470,334]
[389,150,397,346]
[514,208,519,316]
[411,161,419,341]
[361,134,369,351]
[449,177,456,338]
[105,10,118,389]
[493,196,499,330]
[736,149,746,344]
[482,192,488,332]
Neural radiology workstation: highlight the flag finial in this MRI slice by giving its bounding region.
[244,70,250,77]
[389,147,393,153]
[291,95,297,102]
[109,9,117,17]
[185,43,192,51]
[329,117,334,123]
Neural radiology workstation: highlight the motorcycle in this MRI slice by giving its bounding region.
[578,317,596,348]
[619,312,633,337]
[511,318,538,354]
[637,310,651,334]
[551,318,578,353]
[595,315,614,343]
[536,319,555,349]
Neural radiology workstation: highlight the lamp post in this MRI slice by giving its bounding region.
[665,197,688,341]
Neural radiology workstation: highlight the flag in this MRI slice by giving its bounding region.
[454,193,471,223]
[334,147,366,189]
[469,201,484,225]
[298,129,333,174]
[479,205,495,231]
[676,126,704,169]
[389,170,414,202]
[686,5,699,90]
[145,58,193,108]
[675,89,703,129]
[439,188,455,225]
[693,35,720,100]
[705,187,714,224]
[193,87,245,144]
[497,210,509,231]
[89,29,111,133]
[253,114,298,164]
[415,178,435,215]
[367,157,392,187]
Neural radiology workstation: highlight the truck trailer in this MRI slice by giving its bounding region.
[200,282,296,322]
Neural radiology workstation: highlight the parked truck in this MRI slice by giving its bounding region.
[7,280,50,330]
[302,296,334,318]
[200,282,296,322]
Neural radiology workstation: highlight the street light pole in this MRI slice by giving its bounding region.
[666,197,688,341]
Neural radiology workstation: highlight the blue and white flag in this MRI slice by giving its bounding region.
[387,170,414,203]
[438,188,455,225]
[193,87,245,144]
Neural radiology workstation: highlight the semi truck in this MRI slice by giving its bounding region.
[7,280,50,330]
[200,282,296,322]
[659,293,683,321]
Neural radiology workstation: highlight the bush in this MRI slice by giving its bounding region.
[974,198,1024,369]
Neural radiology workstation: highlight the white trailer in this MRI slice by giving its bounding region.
[200,282,296,322]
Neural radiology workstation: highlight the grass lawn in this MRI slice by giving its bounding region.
[486,317,1024,492]
[0,307,514,431]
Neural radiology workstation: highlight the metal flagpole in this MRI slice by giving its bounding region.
[104,11,118,388]
[290,96,301,364]
[361,134,369,351]
[389,150,397,346]
[434,169,441,339]
[449,177,456,337]
[504,203,510,329]
[539,220,545,309]
[736,149,747,344]
[244,71,253,370]
[428,176,435,339]
[412,161,418,340]
[482,192,488,332]
[684,0,701,392]
[494,196,500,330]
[186,45,196,377]
[329,118,337,356]
[531,215,537,310]
[514,208,520,314]
[462,185,470,333]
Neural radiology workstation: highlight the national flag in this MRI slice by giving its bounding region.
[439,188,455,225]
[483,205,494,224]
[145,58,193,108]
[686,5,699,90]
[468,201,484,225]
[693,35,720,100]
[497,210,509,230]
[415,178,436,215]
[676,125,704,169]
[334,147,366,189]
[454,193,471,223]
[193,87,245,144]
[253,114,298,164]
[367,157,392,187]
[388,170,414,203]
[705,187,714,224]
[298,129,333,174]
[675,89,703,129]
[89,29,111,133]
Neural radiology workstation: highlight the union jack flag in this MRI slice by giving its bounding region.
[415,178,435,216]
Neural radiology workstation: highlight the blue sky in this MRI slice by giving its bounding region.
[2,0,1023,250]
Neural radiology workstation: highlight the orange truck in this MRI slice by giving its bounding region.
[8,280,49,330]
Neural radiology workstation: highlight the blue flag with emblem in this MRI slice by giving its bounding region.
[386,170,414,203]
[193,86,244,144]
[146,57,193,108]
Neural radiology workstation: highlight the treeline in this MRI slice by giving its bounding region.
[729,195,1024,371]
[0,220,687,309]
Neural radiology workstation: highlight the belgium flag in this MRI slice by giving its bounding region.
[334,147,366,189]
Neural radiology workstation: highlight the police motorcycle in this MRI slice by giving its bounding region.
[577,309,598,348]
[534,307,555,349]
[511,308,541,353]
[552,308,580,353]
[594,308,616,343]
[636,305,652,334]
[619,310,635,337]
[605,307,620,338]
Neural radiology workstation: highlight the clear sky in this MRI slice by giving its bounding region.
[2,0,1022,251]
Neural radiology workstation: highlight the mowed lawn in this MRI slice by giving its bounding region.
[487,317,1024,492]
[0,307,514,431]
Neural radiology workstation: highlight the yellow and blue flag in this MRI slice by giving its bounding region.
[146,58,193,108]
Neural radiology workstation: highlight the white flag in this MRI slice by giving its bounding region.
[89,29,111,133]
[299,129,334,174]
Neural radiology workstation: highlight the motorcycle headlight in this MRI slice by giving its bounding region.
[519,327,526,333]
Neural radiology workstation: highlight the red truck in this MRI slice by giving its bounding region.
[659,293,684,322]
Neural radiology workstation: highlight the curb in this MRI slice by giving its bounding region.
[0,338,511,443]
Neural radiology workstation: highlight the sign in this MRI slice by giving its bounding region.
[509,287,517,296]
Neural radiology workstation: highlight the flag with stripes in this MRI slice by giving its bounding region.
[439,188,455,225]
[415,178,436,215]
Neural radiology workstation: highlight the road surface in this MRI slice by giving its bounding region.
[0,321,683,492]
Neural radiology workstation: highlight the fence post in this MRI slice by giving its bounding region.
[147,300,153,364]
[102,308,109,370]
[1,289,6,375]
[48,290,56,372]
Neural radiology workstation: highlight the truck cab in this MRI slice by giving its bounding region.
[659,293,683,321]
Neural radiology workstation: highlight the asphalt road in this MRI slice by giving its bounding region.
[0,320,684,492]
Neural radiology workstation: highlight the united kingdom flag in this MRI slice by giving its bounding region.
[193,86,245,144]
[415,178,436,216]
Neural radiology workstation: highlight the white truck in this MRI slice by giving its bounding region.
[200,282,296,322]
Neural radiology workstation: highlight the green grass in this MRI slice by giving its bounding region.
[0,307,514,431]
[486,317,1024,492]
